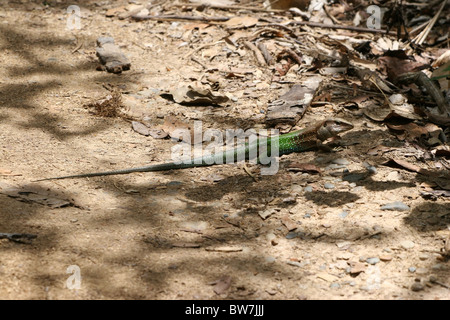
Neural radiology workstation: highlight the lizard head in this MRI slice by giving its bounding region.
[317,118,354,141]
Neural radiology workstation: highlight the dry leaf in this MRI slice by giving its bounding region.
[280,215,297,231]
[212,275,232,295]
[286,162,321,174]
[377,54,428,81]
[165,85,229,106]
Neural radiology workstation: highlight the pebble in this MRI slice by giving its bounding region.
[380,201,410,211]
[324,183,335,189]
[338,210,349,218]
[400,240,415,249]
[365,165,377,174]
[408,267,416,273]
[304,185,313,192]
[379,254,393,261]
[336,241,353,249]
[330,282,341,289]
[366,257,380,265]
[332,158,349,165]
[265,256,276,263]
[410,282,424,292]
[419,253,429,261]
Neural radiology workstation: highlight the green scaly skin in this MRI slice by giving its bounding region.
[35,118,353,181]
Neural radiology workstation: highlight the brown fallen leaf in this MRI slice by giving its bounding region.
[280,215,297,231]
[383,158,421,172]
[383,158,438,177]
[164,85,229,106]
[387,122,443,145]
[378,52,429,81]
[171,242,201,248]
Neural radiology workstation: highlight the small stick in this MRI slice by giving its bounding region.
[170,3,285,13]
[257,42,273,65]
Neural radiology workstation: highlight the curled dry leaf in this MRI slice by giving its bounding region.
[165,85,229,106]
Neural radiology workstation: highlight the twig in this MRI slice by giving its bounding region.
[185,40,224,59]
[190,56,207,69]
[323,4,341,25]
[171,3,285,13]
[243,40,267,66]
[131,14,230,22]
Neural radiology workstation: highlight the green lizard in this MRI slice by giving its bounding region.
[35,118,353,181]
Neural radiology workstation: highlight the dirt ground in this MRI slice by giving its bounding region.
[0,0,449,300]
